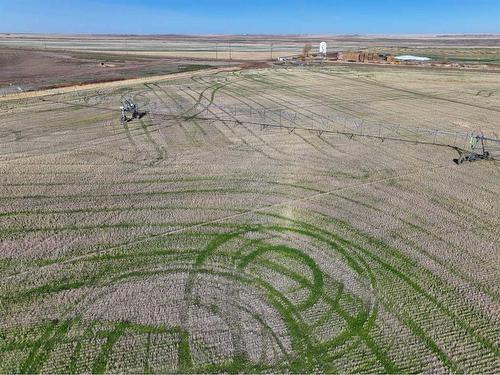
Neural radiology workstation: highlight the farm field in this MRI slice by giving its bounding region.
[0,64,499,373]
[2,33,500,63]
[0,48,229,95]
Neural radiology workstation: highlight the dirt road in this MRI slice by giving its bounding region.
[0,65,241,102]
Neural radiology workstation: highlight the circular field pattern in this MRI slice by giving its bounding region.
[3,218,384,373]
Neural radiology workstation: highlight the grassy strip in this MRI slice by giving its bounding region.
[20,319,73,374]
[240,245,324,311]
[18,320,58,374]
[0,186,306,202]
[0,204,244,218]
[138,117,167,163]
[68,340,82,374]
[178,330,193,372]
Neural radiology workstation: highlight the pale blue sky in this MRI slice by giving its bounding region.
[1,0,499,34]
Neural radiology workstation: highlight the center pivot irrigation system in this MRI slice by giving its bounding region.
[113,98,499,164]
[455,134,499,164]
[120,99,141,123]
[44,96,499,165]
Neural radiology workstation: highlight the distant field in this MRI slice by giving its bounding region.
[366,47,500,64]
[1,33,499,62]
[0,48,228,95]
[2,34,500,96]
[1,64,499,373]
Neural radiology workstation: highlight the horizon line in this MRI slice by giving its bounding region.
[1,32,500,38]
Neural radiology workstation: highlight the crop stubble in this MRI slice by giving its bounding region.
[0,65,499,373]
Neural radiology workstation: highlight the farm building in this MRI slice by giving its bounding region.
[339,51,392,63]
[327,52,340,60]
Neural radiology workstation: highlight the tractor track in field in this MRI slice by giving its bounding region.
[301,70,497,135]
[182,84,292,163]
[185,74,264,146]
[243,71,419,135]
[224,74,415,170]
[177,82,281,162]
[316,69,500,114]
[251,69,457,136]
[307,70,490,130]
[187,74,338,169]
[249,70,489,156]
[177,84,231,146]
[218,76,355,160]
[144,82,202,146]
[218,83,349,166]
[240,71,409,140]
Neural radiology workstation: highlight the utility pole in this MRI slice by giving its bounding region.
[229,42,232,60]
[216,42,218,60]
[270,43,273,60]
